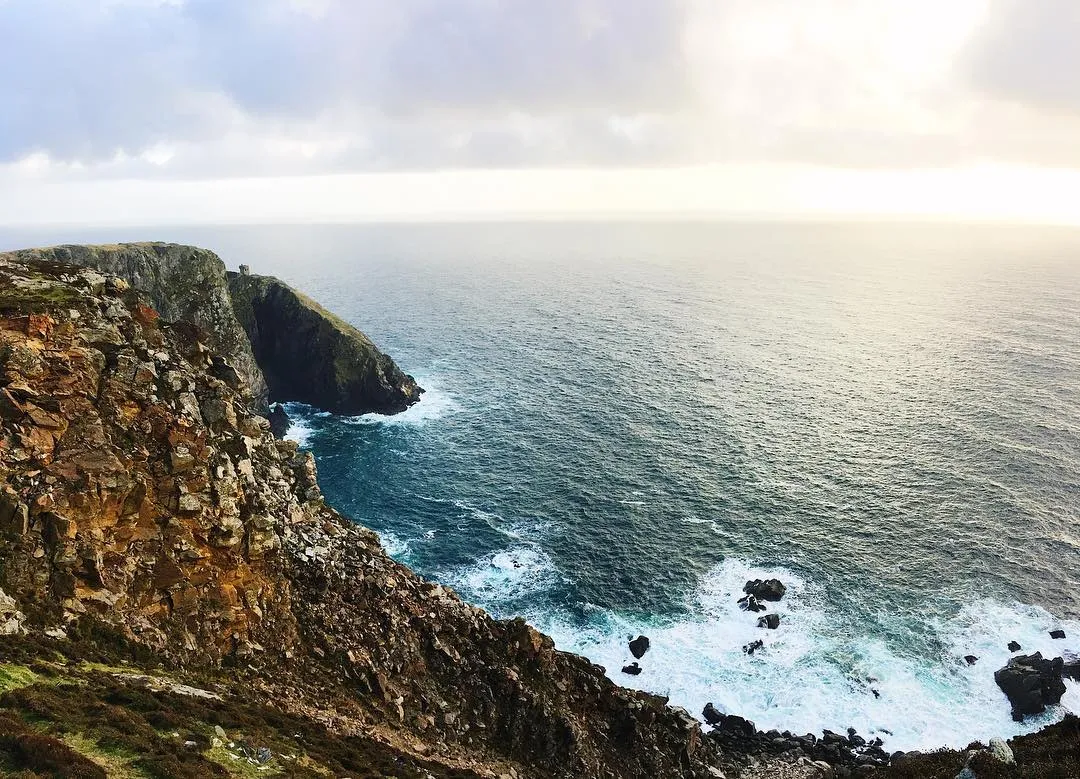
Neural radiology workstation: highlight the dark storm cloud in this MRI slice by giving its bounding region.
[0,0,692,170]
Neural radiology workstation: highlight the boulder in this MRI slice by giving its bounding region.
[621,662,642,676]
[988,737,1014,764]
[994,652,1067,721]
[1050,629,1067,640]
[628,634,651,659]
[269,403,291,439]
[702,703,723,725]
[743,579,786,602]
[757,614,781,630]
[1008,641,1022,652]
[964,655,978,666]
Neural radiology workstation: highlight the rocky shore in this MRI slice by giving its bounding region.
[0,245,1075,778]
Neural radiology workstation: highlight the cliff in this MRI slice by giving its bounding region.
[228,269,422,415]
[0,252,718,777]
[0,243,423,419]
[2,243,270,410]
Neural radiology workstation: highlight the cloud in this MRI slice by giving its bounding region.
[2,0,1080,179]
[0,0,693,174]
[965,0,1080,116]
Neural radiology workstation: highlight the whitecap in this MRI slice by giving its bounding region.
[342,375,460,427]
[441,546,558,610]
[526,558,1079,753]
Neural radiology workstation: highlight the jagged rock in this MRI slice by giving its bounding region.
[703,703,723,725]
[757,614,781,630]
[0,587,25,635]
[621,662,642,676]
[994,653,1067,721]
[269,403,291,439]
[629,634,651,659]
[228,270,422,415]
[988,737,1014,764]
[744,578,786,601]
[2,243,270,408]
[1008,641,1022,652]
[738,594,767,613]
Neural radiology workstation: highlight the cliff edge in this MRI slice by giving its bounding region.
[0,252,717,778]
[2,243,270,410]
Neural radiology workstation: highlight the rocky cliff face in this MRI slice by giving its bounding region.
[2,243,270,410]
[0,252,718,778]
[228,269,422,415]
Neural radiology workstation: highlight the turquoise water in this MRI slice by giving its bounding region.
[4,221,1080,750]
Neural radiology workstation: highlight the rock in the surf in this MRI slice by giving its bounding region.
[737,594,767,613]
[964,655,978,666]
[994,652,1066,721]
[743,639,764,655]
[621,662,642,676]
[757,614,781,630]
[1008,641,1022,652]
[1050,629,1067,640]
[628,635,651,659]
[744,578,786,601]
[702,702,723,725]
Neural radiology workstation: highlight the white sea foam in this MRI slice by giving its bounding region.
[442,546,559,607]
[504,558,1080,753]
[283,409,316,448]
[377,531,413,561]
[342,375,460,427]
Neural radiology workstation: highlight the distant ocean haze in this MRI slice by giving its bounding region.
[4,220,1079,751]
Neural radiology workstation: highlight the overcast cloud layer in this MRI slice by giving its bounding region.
[1,0,1079,180]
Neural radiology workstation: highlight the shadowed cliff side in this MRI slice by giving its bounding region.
[227,268,423,415]
[1,243,270,410]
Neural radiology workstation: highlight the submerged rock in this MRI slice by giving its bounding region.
[629,634,651,659]
[994,652,1067,721]
[743,640,764,655]
[228,270,422,415]
[743,579,786,602]
[964,655,978,666]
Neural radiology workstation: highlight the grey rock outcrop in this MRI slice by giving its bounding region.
[2,243,270,409]
[227,270,422,415]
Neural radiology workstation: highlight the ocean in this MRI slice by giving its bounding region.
[3,220,1079,752]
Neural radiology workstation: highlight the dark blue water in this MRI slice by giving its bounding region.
[3,221,1080,749]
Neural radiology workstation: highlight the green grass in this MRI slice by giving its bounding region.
[61,732,153,779]
[0,664,40,694]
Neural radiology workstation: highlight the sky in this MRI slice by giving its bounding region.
[2,0,1080,225]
